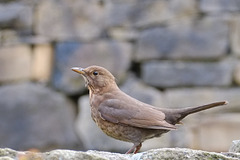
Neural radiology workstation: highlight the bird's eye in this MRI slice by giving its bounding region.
[93,71,98,76]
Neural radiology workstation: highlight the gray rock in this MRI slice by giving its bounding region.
[0,148,16,159]
[19,0,40,6]
[164,88,240,112]
[138,148,240,160]
[0,83,80,151]
[142,61,232,87]
[229,140,240,153]
[231,16,240,57]
[187,114,240,152]
[0,148,131,160]
[36,0,105,41]
[0,30,21,46]
[105,0,171,28]
[108,28,139,41]
[45,150,129,160]
[120,75,166,108]
[200,0,240,12]
[105,0,197,28]
[234,62,240,85]
[0,148,239,160]
[0,3,32,32]
[52,40,132,95]
[0,30,50,46]
[135,17,228,61]
[0,45,32,82]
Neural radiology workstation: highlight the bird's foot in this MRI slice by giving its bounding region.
[125,143,142,154]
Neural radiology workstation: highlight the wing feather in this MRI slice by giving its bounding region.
[98,99,176,130]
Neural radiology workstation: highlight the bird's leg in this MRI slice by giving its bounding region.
[125,145,136,154]
[134,143,142,154]
[125,143,142,154]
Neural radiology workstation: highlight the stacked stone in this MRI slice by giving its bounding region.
[0,0,240,153]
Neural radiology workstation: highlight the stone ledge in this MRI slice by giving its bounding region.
[0,147,239,160]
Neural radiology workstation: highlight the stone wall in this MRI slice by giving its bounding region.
[0,0,240,153]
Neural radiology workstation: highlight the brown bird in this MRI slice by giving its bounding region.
[72,65,228,154]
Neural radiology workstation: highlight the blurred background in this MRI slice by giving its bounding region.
[0,0,240,153]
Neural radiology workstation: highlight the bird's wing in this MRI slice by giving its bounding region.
[98,99,176,130]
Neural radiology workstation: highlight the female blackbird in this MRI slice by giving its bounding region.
[72,65,228,154]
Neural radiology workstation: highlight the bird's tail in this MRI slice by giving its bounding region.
[164,101,228,124]
[179,101,228,116]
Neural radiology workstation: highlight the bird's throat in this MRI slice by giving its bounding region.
[81,75,89,87]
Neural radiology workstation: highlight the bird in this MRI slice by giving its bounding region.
[71,65,228,154]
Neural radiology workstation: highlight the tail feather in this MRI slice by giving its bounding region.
[164,101,228,124]
[180,101,228,116]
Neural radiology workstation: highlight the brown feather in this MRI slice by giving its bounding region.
[71,65,228,154]
[98,97,176,130]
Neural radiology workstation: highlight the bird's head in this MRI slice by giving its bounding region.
[71,65,118,93]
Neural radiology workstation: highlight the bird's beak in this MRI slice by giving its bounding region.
[71,67,85,75]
